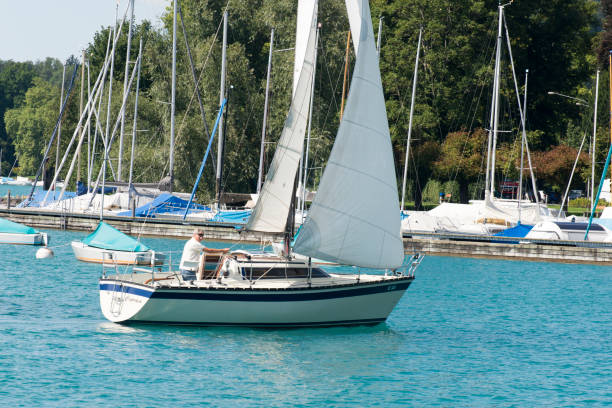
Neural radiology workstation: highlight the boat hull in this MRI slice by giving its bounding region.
[99,277,414,327]
[0,232,46,245]
[72,241,164,265]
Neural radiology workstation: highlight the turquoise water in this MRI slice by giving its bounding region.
[1,229,610,407]
[0,184,37,198]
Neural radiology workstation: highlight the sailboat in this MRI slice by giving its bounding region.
[98,0,422,327]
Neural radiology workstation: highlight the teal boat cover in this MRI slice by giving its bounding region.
[82,222,150,252]
[0,217,37,234]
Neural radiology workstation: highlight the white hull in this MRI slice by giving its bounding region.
[71,241,164,265]
[0,232,46,245]
[99,275,413,327]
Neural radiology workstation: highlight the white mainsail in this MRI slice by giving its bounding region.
[246,2,318,233]
[293,0,404,269]
[293,0,318,98]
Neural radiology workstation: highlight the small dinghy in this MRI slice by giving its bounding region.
[0,217,48,245]
[72,221,164,265]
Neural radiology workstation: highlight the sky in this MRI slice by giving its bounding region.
[0,0,170,62]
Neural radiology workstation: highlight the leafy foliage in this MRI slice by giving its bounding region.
[0,0,607,208]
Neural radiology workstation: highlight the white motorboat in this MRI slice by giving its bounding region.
[99,0,422,327]
[0,217,48,245]
[71,241,163,265]
[73,221,164,265]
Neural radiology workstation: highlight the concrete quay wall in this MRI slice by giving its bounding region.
[405,238,612,264]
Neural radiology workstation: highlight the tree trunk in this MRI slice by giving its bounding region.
[459,180,469,203]
[413,178,423,210]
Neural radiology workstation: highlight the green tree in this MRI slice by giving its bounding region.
[434,128,487,203]
[4,78,59,175]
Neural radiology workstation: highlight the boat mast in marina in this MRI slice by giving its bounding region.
[215,10,228,208]
[169,0,177,193]
[591,70,600,209]
[400,27,422,211]
[118,0,135,182]
[128,38,143,194]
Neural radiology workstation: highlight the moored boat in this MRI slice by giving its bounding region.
[0,217,48,245]
[73,221,164,265]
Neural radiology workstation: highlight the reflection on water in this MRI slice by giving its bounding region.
[97,322,147,335]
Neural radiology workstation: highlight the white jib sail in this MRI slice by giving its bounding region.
[293,0,317,98]
[345,0,363,55]
[293,0,404,269]
[246,3,318,233]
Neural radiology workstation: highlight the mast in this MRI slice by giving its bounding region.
[301,23,320,213]
[591,70,600,209]
[104,6,118,178]
[87,59,91,192]
[77,51,85,183]
[55,62,66,191]
[119,0,135,181]
[169,0,177,192]
[101,5,119,214]
[128,38,143,193]
[340,30,351,120]
[400,27,422,211]
[518,69,528,221]
[489,2,504,198]
[257,29,274,194]
[216,10,228,207]
[585,51,612,239]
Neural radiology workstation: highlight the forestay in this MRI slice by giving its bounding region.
[246,3,318,233]
[293,0,404,269]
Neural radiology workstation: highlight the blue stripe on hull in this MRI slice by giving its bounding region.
[100,279,413,302]
[99,283,153,299]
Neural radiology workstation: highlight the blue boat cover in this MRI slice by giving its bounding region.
[493,223,533,238]
[117,193,210,217]
[82,221,150,252]
[0,217,37,234]
[211,210,251,224]
[17,189,78,208]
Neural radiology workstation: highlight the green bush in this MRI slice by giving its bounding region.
[422,179,442,203]
[569,197,608,208]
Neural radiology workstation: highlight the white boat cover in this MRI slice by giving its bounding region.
[246,4,318,233]
[293,0,404,269]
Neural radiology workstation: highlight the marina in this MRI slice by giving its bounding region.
[1,0,611,405]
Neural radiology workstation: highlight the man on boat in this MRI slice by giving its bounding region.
[179,228,228,281]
